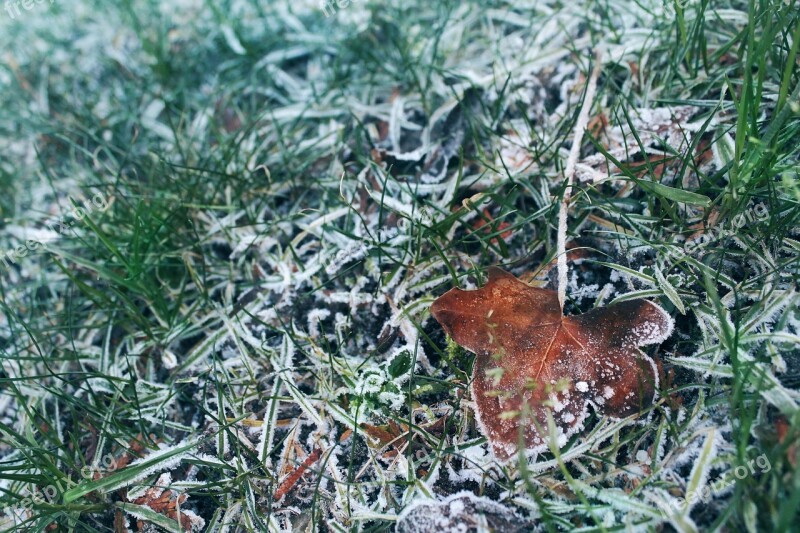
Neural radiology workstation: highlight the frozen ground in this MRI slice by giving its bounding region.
[0,0,798,531]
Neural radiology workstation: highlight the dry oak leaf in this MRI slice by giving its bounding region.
[430,267,673,460]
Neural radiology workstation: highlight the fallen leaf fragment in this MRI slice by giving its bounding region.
[775,416,798,467]
[470,208,513,246]
[129,473,204,531]
[273,447,322,502]
[430,268,673,460]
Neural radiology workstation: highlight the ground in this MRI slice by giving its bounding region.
[0,0,798,531]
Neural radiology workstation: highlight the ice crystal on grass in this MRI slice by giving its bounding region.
[0,0,798,530]
[396,492,531,533]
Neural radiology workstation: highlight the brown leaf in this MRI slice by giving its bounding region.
[470,209,513,246]
[129,473,204,532]
[360,423,400,447]
[430,267,673,460]
[587,112,609,139]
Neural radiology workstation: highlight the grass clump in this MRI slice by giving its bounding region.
[0,0,798,531]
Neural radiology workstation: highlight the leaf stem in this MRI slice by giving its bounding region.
[557,49,603,309]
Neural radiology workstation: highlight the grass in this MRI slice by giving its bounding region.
[0,0,798,531]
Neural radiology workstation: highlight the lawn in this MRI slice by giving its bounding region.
[0,0,798,531]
